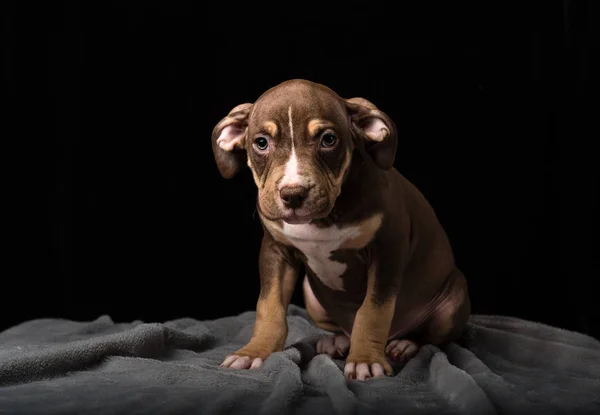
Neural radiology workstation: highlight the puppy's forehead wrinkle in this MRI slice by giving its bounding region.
[251,113,343,142]
[252,83,346,128]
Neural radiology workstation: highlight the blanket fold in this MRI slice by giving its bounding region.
[1,306,599,415]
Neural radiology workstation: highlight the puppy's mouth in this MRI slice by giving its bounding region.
[281,214,312,225]
[279,208,320,225]
[257,198,332,225]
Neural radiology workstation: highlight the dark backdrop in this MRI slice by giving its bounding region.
[3,1,598,339]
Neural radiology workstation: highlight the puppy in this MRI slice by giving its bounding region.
[212,79,470,380]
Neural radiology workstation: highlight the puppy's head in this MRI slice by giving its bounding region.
[211,79,397,224]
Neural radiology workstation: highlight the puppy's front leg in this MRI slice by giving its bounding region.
[220,233,298,370]
[345,263,398,380]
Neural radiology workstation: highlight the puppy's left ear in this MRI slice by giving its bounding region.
[346,97,398,170]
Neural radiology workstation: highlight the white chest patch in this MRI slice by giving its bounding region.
[281,222,363,291]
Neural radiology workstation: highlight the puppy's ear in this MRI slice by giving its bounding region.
[346,97,397,170]
[211,103,253,179]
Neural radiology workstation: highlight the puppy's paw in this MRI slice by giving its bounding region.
[220,346,271,370]
[385,339,419,364]
[344,349,393,380]
[316,333,350,358]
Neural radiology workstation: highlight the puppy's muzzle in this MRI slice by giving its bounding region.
[279,185,309,210]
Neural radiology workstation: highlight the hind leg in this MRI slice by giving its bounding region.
[423,269,471,346]
[385,269,471,364]
[303,276,351,358]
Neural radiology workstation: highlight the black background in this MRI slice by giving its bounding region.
[3,1,598,339]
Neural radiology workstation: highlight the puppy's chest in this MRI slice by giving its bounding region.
[278,215,382,291]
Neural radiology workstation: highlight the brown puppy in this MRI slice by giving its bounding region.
[212,79,470,380]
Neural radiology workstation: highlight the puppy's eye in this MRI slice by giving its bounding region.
[320,133,337,148]
[254,137,269,151]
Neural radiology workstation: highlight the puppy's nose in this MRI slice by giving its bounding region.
[280,186,309,209]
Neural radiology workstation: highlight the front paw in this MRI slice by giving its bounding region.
[344,349,393,380]
[220,345,272,370]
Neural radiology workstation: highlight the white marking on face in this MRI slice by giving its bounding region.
[280,221,363,291]
[279,105,302,189]
[288,105,294,142]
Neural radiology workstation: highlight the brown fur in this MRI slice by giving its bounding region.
[212,79,471,378]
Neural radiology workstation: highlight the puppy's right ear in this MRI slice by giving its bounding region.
[211,103,253,179]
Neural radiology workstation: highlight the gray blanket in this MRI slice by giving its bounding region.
[1,305,599,415]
